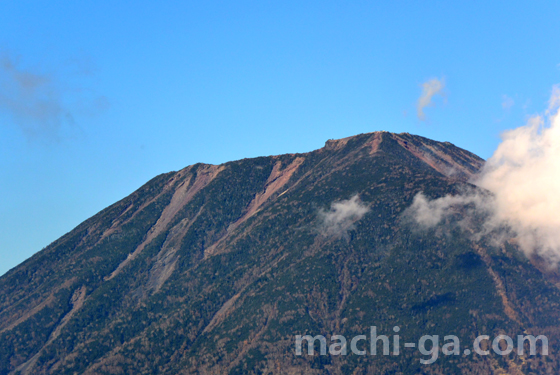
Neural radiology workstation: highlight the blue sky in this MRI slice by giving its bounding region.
[1,1,559,276]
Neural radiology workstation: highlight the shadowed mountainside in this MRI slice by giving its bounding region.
[1,131,559,374]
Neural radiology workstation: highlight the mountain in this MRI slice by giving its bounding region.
[1,131,559,374]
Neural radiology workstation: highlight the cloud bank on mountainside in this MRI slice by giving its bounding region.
[407,85,560,264]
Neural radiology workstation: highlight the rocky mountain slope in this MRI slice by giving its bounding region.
[1,131,559,374]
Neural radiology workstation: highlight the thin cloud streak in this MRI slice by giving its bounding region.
[0,53,108,142]
[417,78,445,121]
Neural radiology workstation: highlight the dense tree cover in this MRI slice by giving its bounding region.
[1,132,559,374]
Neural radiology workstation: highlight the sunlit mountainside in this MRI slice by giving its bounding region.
[1,131,559,374]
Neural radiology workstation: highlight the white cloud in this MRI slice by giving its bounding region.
[417,78,445,121]
[406,85,560,264]
[319,195,370,239]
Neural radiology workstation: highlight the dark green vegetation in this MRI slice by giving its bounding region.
[1,131,559,374]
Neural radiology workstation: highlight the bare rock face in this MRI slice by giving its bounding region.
[1,131,559,374]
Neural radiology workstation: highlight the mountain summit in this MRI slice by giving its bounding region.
[1,131,558,374]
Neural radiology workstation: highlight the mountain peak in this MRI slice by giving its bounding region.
[323,131,483,181]
[3,131,555,375]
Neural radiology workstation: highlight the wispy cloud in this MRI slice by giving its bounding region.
[319,194,370,239]
[406,85,560,265]
[501,95,515,111]
[417,78,445,121]
[0,53,107,142]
